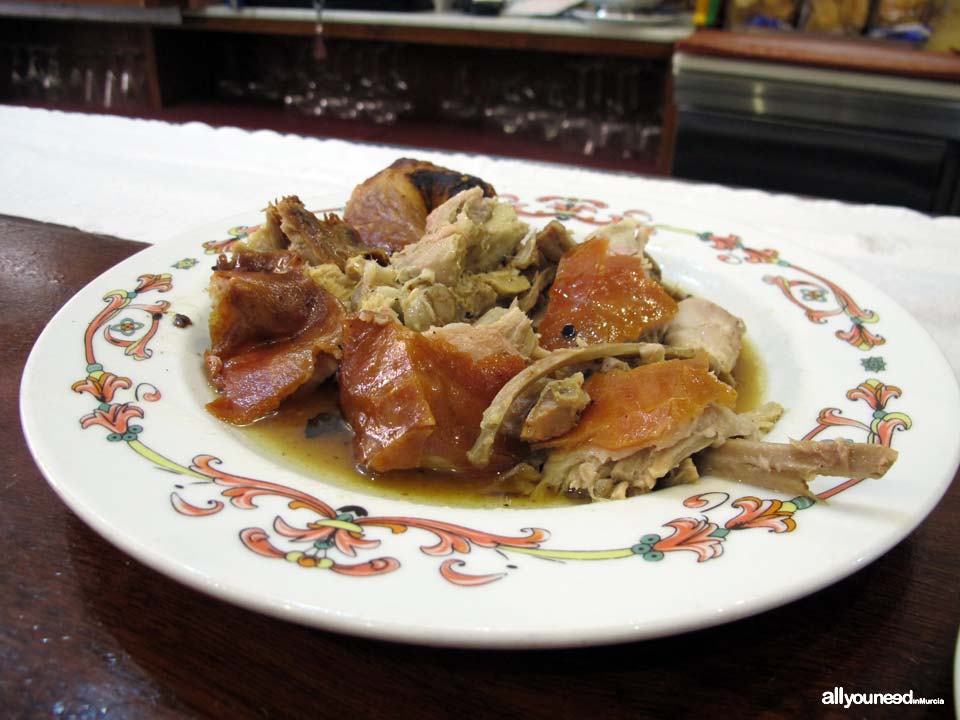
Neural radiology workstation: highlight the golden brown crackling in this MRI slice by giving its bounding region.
[344,158,496,253]
[273,196,387,270]
[205,261,344,425]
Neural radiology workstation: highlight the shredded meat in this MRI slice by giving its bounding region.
[244,196,386,269]
[476,268,531,297]
[467,342,667,468]
[423,185,482,234]
[304,263,354,303]
[466,200,529,273]
[536,404,770,500]
[537,220,577,262]
[400,282,458,331]
[520,373,591,443]
[659,458,700,488]
[697,438,898,497]
[664,297,746,377]
[243,206,287,253]
[390,189,528,287]
[424,306,538,361]
[391,233,466,286]
[586,217,651,257]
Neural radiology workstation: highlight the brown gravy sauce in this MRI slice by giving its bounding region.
[241,339,766,509]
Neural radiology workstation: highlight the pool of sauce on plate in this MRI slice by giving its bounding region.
[242,339,765,509]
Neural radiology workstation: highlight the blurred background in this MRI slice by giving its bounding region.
[1,0,958,213]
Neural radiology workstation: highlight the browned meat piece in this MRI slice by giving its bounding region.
[535,220,577,263]
[208,261,313,361]
[697,438,898,497]
[214,248,302,274]
[243,204,287,253]
[509,222,577,319]
[537,233,678,351]
[520,373,591,443]
[243,198,385,269]
[344,158,496,253]
[272,196,387,269]
[468,342,668,468]
[530,361,783,500]
[406,163,496,213]
[338,312,527,473]
[510,220,573,271]
[205,259,344,425]
[664,298,746,377]
[536,399,765,500]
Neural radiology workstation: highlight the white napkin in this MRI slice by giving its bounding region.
[2,106,958,378]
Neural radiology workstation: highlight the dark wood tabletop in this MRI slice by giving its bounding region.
[3,214,958,719]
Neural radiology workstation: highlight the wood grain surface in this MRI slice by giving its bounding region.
[677,29,960,83]
[3,215,958,719]
[178,16,675,59]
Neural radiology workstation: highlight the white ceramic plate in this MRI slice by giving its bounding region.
[21,191,959,648]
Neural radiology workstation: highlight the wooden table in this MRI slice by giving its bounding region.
[4,215,958,718]
[676,29,960,83]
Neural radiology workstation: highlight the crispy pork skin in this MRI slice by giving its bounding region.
[538,235,678,350]
[539,354,736,452]
[205,257,344,425]
[273,196,387,269]
[244,197,385,269]
[344,159,496,253]
[468,342,667,468]
[338,313,528,473]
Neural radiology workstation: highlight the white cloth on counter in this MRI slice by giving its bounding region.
[2,105,959,378]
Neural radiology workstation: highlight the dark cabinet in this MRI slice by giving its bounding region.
[673,109,959,214]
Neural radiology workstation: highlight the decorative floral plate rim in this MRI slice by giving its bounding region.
[20,192,960,649]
